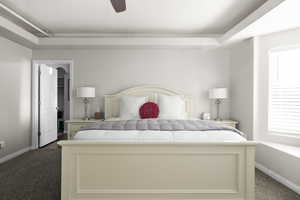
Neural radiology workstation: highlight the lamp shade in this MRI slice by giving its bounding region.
[76,87,95,98]
[209,88,228,99]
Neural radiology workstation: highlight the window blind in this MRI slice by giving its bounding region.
[269,48,300,135]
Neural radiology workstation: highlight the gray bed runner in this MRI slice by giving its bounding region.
[81,119,243,136]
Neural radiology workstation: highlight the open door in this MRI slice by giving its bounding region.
[39,64,58,147]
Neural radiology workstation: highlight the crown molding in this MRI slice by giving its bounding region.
[0,15,38,47]
[37,36,220,48]
[52,33,222,38]
[0,2,49,37]
[220,0,288,44]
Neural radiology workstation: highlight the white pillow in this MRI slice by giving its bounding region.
[119,96,147,120]
[158,95,186,119]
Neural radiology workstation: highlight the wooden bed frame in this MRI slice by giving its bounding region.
[58,85,256,200]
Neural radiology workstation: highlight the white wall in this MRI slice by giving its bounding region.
[229,39,254,139]
[256,143,300,191]
[0,37,32,159]
[254,28,300,145]
[254,28,300,191]
[228,32,300,192]
[33,47,231,119]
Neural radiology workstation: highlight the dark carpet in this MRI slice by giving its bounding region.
[0,143,299,200]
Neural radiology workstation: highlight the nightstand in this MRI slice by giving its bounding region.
[213,120,239,129]
[66,119,102,139]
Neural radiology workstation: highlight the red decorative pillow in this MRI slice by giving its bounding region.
[139,102,160,119]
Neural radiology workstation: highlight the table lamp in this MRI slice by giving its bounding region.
[209,88,228,121]
[76,87,95,120]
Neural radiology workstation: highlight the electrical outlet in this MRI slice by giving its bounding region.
[0,141,5,149]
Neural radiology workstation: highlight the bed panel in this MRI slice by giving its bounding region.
[59,142,256,200]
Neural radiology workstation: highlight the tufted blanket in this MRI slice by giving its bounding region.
[80,119,243,136]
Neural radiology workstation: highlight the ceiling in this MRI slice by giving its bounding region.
[0,0,267,37]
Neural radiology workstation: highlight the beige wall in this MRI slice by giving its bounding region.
[229,39,254,139]
[0,37,32,159]
[33,47,231,119]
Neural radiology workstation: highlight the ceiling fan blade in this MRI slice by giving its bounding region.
[110,0,126,13]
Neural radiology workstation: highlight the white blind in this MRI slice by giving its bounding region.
[269,48,300,135]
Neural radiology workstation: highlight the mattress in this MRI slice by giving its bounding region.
[73,130,246,142]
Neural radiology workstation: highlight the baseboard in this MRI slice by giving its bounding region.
[0,147,31,164]
[256,162,300,195]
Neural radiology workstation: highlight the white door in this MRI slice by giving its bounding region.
[39,64,58,147]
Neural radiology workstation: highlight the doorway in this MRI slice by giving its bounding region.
[57,67,70,139]
[32,60,73,148]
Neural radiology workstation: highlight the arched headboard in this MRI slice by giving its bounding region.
[104,85,193,119]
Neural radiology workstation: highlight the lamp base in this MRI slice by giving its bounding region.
[83,98,90,120]
[215,99,222,121]
[214,117,223,121]
[82,117,90,120]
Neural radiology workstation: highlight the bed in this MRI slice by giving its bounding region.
[58,85,256,200]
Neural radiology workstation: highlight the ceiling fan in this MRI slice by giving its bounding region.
[110,0,126,13]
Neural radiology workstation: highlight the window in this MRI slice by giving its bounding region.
[269,48,300,136]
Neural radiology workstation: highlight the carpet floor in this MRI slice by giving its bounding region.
[0,143,299,200]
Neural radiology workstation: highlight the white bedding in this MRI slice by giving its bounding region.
[73,130,246,142]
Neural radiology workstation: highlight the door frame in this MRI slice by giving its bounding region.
[31,60,74,149]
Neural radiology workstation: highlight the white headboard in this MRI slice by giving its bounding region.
[104,85,193,119]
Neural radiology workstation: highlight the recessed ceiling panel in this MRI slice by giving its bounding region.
[0,0,267,36]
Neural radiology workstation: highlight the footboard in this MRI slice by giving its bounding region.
[58,141,256,200]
